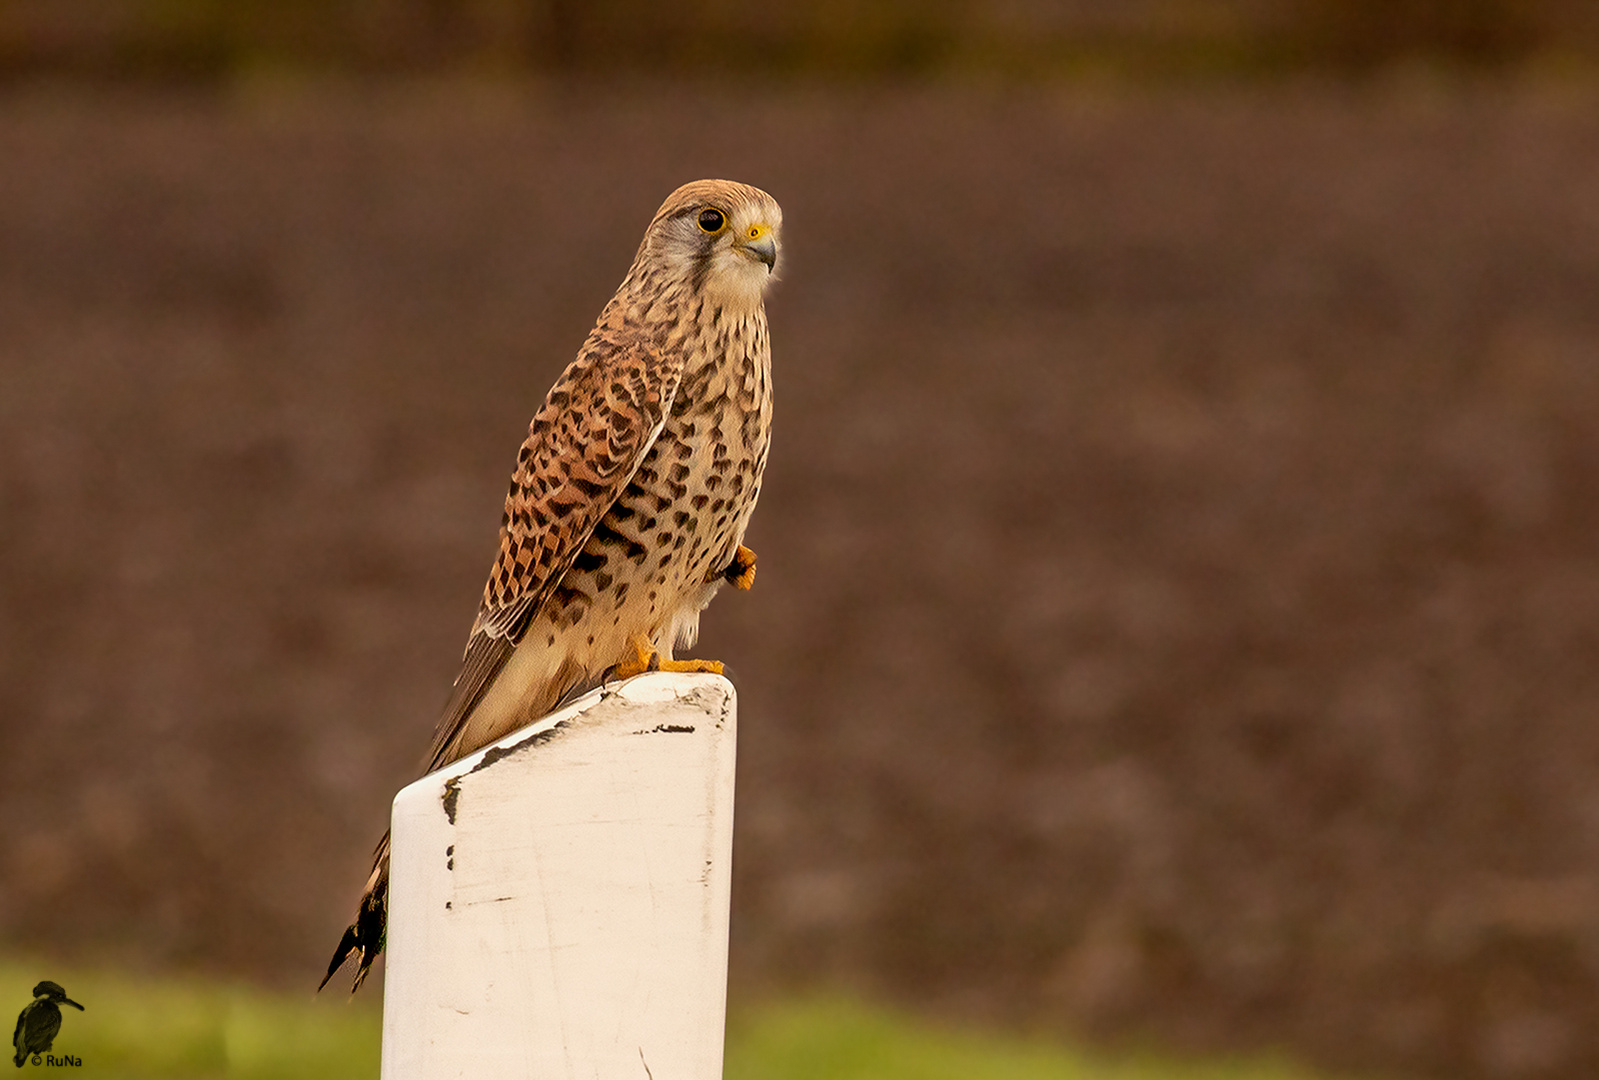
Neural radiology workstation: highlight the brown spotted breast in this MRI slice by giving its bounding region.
[555,299,772,657]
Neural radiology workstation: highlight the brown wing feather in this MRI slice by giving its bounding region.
[421,324,683,774]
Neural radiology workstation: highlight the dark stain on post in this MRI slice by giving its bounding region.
[468,723,566,778]
[442,777,462,824]
[441,722,570,823]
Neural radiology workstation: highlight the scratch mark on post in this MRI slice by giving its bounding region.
[639,1046,655,1080]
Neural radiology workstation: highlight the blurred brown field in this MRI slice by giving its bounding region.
[3,8,1599,1080]
[4,0,1599,79]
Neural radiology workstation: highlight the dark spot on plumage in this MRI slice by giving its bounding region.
[572,549,608,573]
[674,510,691,527]
[692,495,709,510]
[681,366,714,400]
[594,571,613,591]
[591,525,629,556]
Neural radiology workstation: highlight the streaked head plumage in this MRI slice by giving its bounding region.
[632,179,783,307]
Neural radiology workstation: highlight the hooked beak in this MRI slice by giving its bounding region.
[738,225,777,271]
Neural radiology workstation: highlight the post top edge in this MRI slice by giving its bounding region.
[392,672,736,806]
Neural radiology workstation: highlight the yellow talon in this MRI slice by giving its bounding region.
[717,544,757,591]
[657,658,725,674]
[607,638,724,680]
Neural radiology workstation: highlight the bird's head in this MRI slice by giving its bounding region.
[634,179,782,310]
[31,982,82,1010]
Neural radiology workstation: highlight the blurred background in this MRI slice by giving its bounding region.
[3,2,1599,1078]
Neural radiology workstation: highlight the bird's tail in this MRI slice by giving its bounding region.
[320,833,390,994]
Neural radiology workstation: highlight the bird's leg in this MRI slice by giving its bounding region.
[608,636,724,681]
[606,637,658,680]
[714,544,757,590]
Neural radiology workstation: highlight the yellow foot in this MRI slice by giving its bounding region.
[659,657,725,675]
[607,638,725,681]
[715,544,757,590]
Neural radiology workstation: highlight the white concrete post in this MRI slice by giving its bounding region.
[379,673,738,1080]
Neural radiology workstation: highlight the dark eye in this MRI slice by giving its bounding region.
[697,207,726,233]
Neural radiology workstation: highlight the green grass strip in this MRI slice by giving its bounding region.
[1,959,379,1079]
[726,997,1333,1080]
[2,959,1346,1079]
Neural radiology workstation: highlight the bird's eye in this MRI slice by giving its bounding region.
[697,208,726,233]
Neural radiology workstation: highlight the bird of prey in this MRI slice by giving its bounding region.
[12,981,83,1067]
[322,179,782,993]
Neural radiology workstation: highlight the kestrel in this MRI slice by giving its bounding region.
[322,179,781,992]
